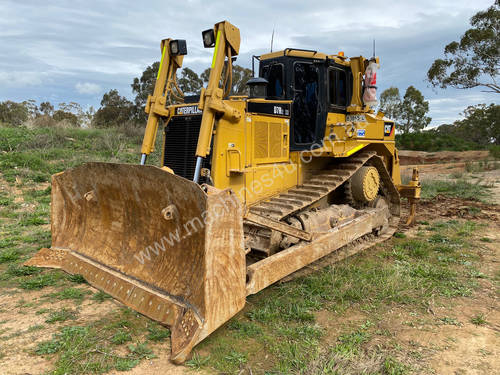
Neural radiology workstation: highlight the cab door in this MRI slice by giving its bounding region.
[290,61,326,151]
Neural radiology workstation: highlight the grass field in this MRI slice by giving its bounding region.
[0,125,499,375]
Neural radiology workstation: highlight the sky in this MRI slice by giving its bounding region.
[0,0,497,126]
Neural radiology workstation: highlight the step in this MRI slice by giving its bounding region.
[301,184,330,192]
[259,201,295,210]
[271,197,304,205]
[250,206,284,216]
[288,188,323,197]
[280,193,314,202]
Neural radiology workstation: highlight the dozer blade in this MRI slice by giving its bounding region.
[26,163,246,363]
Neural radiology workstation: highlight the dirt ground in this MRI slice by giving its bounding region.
[1,155,498,375]
[398,150,490,166]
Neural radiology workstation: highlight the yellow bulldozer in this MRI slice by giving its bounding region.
[27,21,420,363]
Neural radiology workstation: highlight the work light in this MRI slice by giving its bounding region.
[169,39,187,56]
[202,29,215,48]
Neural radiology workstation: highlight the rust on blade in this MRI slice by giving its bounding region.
[28,162,247,363]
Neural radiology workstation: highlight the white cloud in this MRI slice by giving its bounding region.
[75,82,102,95]
[0,71,45,87]
[426,91,496,126]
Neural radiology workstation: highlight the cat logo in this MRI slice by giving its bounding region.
[384,122,394,136]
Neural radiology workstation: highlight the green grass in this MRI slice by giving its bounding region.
[92,290,112,303]
[333,326,371,356]
[18,271,65,290]
[35,325,148,373]
[67,274,87,284]
[489,145,500,159]
[186,353,210,369]
[127,343,155,360]
[35,309,157,375]
[440,317,462,326]
[0,249,20,263]
[27,324,45,332]
[290,321,410,374]
[226,320,263,338]
[0,191,13,206]
[110,331,132,345]
[146,323,171,341]
[383,356,410,375]
[422,179,492,201]
[4,264,41,277]
[45,308,78,324]
[0,125,160,184]
[46,287,90,303]
[465,160,500,173]
[470,314,487,326]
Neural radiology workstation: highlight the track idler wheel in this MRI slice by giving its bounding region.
[350,166,380,204]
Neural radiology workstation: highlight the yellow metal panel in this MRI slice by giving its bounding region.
[210,101,246,194]
[290,152,332,186]
[245,163,298,206]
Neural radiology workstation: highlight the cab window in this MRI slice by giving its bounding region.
[328,68,347,107]
[292,62,319,144]
[263,63,285,98]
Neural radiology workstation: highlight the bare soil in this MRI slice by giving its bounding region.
[399,150,490,166]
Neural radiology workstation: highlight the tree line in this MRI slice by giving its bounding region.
[0,65,253,129]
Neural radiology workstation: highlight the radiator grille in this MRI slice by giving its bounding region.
[253,120,287,162]
[269,122,282,158]
[163,115,208,180]
[254,121,269,159]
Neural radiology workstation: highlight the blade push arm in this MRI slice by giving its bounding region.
[140,39,185,165]
[193,20,241,182]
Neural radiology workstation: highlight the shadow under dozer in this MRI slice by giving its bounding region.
[26,162,246,363]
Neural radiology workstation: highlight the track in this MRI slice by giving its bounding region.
[250,151,379,220]
[246,151,401,273]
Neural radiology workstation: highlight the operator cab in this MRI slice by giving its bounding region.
[258,49,353,151]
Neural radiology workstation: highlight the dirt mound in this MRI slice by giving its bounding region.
[417,195,499,222]
[399,150,490,166]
